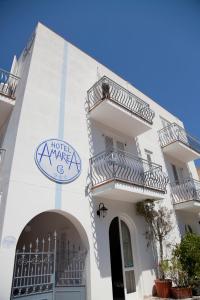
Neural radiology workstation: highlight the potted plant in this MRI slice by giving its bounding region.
[169,253,192,299]
[174,232,200,296]
[192,279,200,296]
[136,199,173,298]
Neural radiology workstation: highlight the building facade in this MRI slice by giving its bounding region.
[0,23,200,300]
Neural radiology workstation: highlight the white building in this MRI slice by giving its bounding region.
[0,23,200,300]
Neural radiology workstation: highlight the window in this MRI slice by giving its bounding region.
[104,135,125,152]
[178,168,184,183]
[104,136,127,169]
[171,164,179,184]
[121,220,133,268]
[145,149,153,171]
[171,164,184,184]
[160,117,171,129]
[104,136,114,152]
[116,141,125,152]
[120,220,136,293]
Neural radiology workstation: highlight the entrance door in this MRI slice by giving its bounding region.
[109,217,137,300]
[109,217,125,300]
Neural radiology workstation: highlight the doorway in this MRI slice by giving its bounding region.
[109,217,137,300]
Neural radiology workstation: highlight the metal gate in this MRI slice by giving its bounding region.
[11,232,87,300]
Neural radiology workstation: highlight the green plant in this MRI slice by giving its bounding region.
[174,232,200,286]
[159,259,170,277]
[168,255,189,287]
[136,199,173,279]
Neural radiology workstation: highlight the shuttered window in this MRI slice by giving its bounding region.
[116,141,125,152]
[171,164,179,184]
[105,136,114,152]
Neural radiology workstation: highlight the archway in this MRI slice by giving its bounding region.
[11,211,89,300]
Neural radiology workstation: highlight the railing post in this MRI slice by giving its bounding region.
[112,151,116,179]
[53,231,57,300]
[90,158,93,187]
[10,249,19,299]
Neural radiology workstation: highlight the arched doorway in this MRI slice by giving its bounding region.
[109,217,138,300]
[11,211,88,300]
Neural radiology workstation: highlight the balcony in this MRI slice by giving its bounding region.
[0,69,20,129]
[159,123,200,162]
[90,150,168,202]
[171,178,200,212]
[87,76,155,137]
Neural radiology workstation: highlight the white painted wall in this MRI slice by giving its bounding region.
[0,23,199,300]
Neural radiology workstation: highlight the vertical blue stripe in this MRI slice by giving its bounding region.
[55,184,62,209]
[55,42,68,209]
[58,42,68,140]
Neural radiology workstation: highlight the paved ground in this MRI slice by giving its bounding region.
[150,297,200,300]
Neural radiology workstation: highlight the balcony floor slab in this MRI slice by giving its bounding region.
[174,200,200,212]
[162,141,200,162]
[91,180,165,202]
[89,99,152,137]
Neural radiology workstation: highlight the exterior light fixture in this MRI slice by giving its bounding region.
[97,203,108,218]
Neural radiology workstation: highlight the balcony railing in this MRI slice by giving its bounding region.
[87,76,155,124]
[0,148,5,167]
[159,123,200,154]
[0,69,20,100]
[90,150,168,193]
[171,178,200,205]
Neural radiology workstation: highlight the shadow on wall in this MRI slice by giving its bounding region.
[84,95,108,275]
[135,136,142,159]
[84,95,157,279]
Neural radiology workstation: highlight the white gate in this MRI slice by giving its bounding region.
[11,232,87,300]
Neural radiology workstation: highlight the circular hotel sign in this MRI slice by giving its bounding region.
[35,139,81,183]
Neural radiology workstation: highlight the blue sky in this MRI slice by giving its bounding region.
[1,0,200,163]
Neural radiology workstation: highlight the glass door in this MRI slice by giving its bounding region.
[171,164,179,184]
[109,217,138,300]
[119,219,137,300]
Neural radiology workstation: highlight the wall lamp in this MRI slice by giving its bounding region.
[97,203,108,218]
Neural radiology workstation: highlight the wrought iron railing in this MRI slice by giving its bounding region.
[87,76,155,124]
[90,150,168,193]
[11,233,87,298]
[171,178,200,205]
[56,247,86,287]
[11,233,56,298]
[0,68,19,99]
[159,123,200,154]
